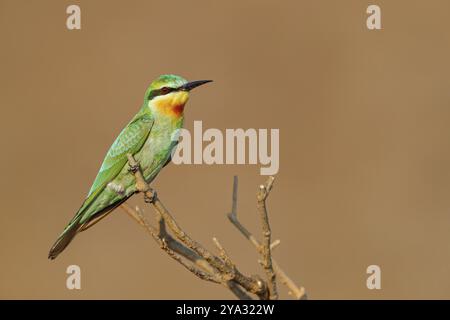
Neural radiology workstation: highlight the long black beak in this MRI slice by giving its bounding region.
[180,80,213,91]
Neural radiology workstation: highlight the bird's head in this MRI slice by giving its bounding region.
[144,74,212,117]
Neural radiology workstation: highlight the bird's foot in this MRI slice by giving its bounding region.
[128,161,141,174]
[144,188,157,204]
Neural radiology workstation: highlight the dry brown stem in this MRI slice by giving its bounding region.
[120,154,305,299]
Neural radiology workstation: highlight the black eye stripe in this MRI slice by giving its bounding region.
[148,86,176,100]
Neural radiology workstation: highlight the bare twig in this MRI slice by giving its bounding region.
[227,176,307,300]
[120,203,220,283]
[274,260,307,299]
[121,154,272,299]
[212,237,235,272]
[226,281,253,300]
[227,178,260,248]
[257,176,278,299]
[270,239,281,251]
[119,154,303,299]
[152,197,267,299]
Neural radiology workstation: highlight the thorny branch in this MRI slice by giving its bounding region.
[119,153,305,300]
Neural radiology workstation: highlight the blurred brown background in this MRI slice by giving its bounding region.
[1,0,450,299]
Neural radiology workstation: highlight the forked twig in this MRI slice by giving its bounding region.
[119,154,304,299]
[227,176,307,300]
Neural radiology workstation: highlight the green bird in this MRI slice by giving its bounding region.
[48,74,212,259]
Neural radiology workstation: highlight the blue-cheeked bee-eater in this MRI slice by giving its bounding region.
[48,75,212,259]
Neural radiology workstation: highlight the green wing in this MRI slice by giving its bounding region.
[80,112,154,217]
[48,111,154,260]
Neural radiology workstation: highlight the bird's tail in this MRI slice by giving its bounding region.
[48,197,128,260]
[48,211,85,260]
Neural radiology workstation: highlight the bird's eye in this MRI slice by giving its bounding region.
[160,87,171,94]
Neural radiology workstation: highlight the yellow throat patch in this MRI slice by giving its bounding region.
[149,91,189,118]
